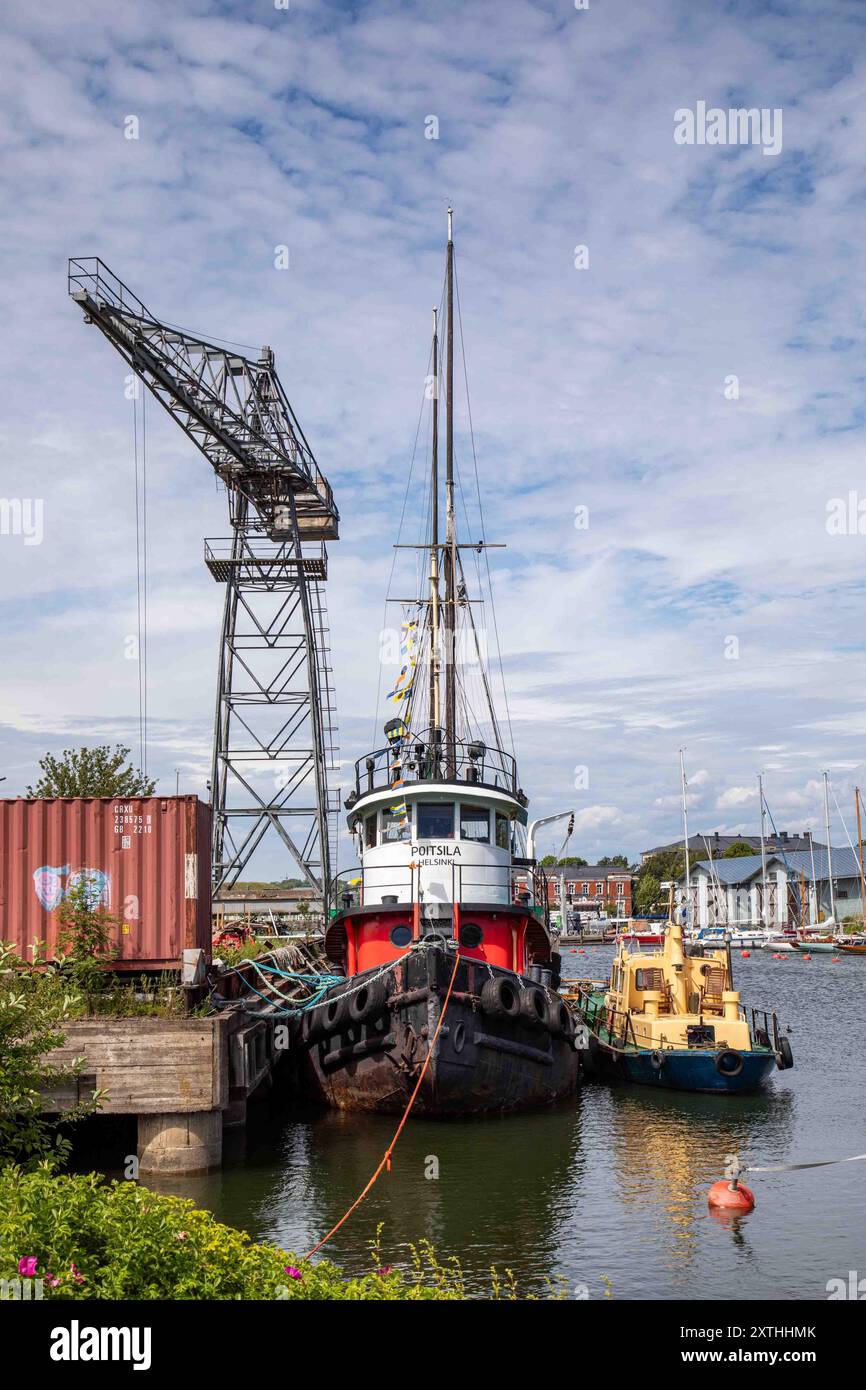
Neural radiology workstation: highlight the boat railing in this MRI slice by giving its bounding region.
[749,1006,782,1051]
[572,981,636,1050]
[328,859,549,919]
[348,726,520,801]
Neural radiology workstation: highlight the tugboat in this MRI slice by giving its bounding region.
[571,891,793,1093]
[297,212,580,1115]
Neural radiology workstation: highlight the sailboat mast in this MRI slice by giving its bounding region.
[444,206,457,775]
[429,305,442,731]
[679,749,690,926]
[856,786,866,931]
[823,770,836,922]
[758,772,768,928]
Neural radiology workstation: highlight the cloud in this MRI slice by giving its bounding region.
[1,0,866,872]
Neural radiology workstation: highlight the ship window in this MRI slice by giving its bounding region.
[417,802,454,838]
[381,805,411,842]
[460,804,490,842]
[390,924,412,947]
[495,812,510,850]
[459,922,483,948]
[364,814,377,848]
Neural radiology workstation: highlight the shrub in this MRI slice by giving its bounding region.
[0,943,97,1171]
[0,1169,461,1301]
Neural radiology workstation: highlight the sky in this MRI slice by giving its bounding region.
[2,0,866,875]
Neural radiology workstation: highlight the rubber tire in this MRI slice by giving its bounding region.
[776,1036,794,1070]
[519,985,548,1030]
[651,1049,665,1070]
[547,998,574,1039]
[322,992,348,1034]
[301,1007,324,1047]
[480,976,521,1020]
[348,977,388,1024]
[715,1048,744,1078]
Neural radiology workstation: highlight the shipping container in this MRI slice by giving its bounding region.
[0,796,212,971]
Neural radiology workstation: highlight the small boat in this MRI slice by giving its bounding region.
[793,938,835,954]
[571,912,792,1093]
[837,940,866,956]
[761,937,796,953]
[617,928,665,947]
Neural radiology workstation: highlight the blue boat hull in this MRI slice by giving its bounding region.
[591,1040,778,1093]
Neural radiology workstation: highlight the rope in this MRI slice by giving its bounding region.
[744,1152,866,1175]
[302,946,461,1261]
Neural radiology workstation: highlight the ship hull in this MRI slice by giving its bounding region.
[298,945,581,1116]
[586,1035,778,1093]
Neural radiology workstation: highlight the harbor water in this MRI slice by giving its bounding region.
[141,947,866,1300]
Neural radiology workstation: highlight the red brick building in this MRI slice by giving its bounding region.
[516,864,634,918]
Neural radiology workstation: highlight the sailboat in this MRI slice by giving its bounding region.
[297,212,581,1115]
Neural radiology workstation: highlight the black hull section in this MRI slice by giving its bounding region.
[298,947,581,1117]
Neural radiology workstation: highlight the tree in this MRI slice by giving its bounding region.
[598,855,630,868]
[27,745,156,798]
[722,840,757,859]
[636,849,684,885]
[634,872,661,915]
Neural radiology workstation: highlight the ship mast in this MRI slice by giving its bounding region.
[429,305,442,730]
[444,206,458,775]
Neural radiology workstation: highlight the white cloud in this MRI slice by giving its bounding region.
[2,1,866,872]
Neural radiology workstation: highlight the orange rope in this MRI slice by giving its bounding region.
[302,947,461,1261]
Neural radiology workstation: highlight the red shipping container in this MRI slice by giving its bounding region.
[0,796,212,971]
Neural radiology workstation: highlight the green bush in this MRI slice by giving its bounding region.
[0,1169,460,1300]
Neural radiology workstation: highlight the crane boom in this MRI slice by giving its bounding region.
[68,257,340,897]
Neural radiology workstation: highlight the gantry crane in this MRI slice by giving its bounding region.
[68,258,339,897]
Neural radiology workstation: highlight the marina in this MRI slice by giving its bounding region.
[3,1,866,1349]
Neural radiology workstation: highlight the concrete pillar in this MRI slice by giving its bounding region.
[137,1110,222,1174]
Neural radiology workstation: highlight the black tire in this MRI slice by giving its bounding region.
[650,1049,665,1070]
[547,998,574,1038]
[480,976,521,1020]
[348,977,388,1024]
[322,991,348,1034]
[519,985,548,1029]
[715,1047,744,1078]
[776,1036,794,1070]
[549,951,562,991]
[301,1007,324,1046]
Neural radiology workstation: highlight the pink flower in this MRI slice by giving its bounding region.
[69,1263,85,1285]
[47,1274,61,1288]
[17,1257,38,1277]
[284,1265,302,1280]
[377,1266,393,1276]
[175,1231,189,1241]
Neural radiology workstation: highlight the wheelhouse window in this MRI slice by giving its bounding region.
[382,806,411,842]
[460,804,490,842]
[417,802,454,838]
[495,812,510,850]
[364,814,377,849]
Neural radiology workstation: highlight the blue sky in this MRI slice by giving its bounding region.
[2,0,866,872]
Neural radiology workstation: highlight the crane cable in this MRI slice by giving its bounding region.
[302,945,461,1262]
[132,387,148,776]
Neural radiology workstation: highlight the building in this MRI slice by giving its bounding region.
[680,846,864,929]
[515,864,634,919]
[642,830,820,864]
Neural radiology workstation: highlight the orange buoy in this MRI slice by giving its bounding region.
[802,953,812,961]
[832,956,840,962]
[570,948,577,953]
[708,1180,755,1212]
[578,948,586,954]
[741,949,750,958]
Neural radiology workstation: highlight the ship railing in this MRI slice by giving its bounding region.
[749,1006,782,1051]
[571,982,636,1050]
[328,859,549,918]
[349,727,519,801]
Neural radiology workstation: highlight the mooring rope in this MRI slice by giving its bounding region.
[302,946,462,1262]
[743,1152,866,1174]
